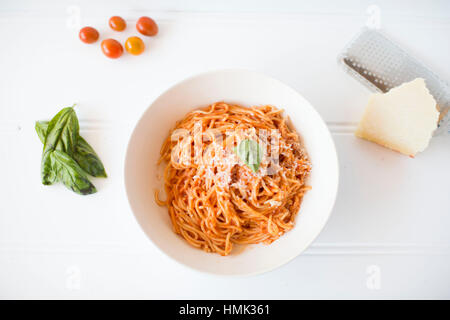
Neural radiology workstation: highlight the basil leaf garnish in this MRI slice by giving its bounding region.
[73,136,107,178]
[36,120,107,178]
[50,150,97,195]
[36,106,107,195]
[41,107,79,185]
[235,139,263,173]
[35,121,48,144]
[44,107,79,156]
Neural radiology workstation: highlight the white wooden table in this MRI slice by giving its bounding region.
[1,0,449,299]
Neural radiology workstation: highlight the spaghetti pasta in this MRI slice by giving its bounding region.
[155,102,311,256]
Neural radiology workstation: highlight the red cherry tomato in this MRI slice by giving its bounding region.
[136,16,158,36]
[101,39,123,59]
[79,27,99,44]
[109,16,126,31]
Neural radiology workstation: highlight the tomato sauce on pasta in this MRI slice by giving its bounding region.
[155,102,311,256]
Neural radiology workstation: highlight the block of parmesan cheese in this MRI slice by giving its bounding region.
[355,78,439,157]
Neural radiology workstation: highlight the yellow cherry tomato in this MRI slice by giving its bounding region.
[125,36,145,55]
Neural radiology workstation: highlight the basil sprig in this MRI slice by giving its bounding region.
[234,139,263,173]
[41,107,79,185]
[36,106,107,195]
[50,150,97,195]
[36,121,107,178]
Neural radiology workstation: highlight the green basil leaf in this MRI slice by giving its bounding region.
[235,139,263,173]
[41,107,79,185]
[73,136,107,178]
[44,107,79,156]
[50,150,97,195]
[36,120,107,178]
[35,121,48,144]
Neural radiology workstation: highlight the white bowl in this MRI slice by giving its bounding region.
[125,70,339,276]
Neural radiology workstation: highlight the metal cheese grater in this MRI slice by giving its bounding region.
[338,27,450,135]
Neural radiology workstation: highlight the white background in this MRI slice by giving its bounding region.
[0,0,449,299]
